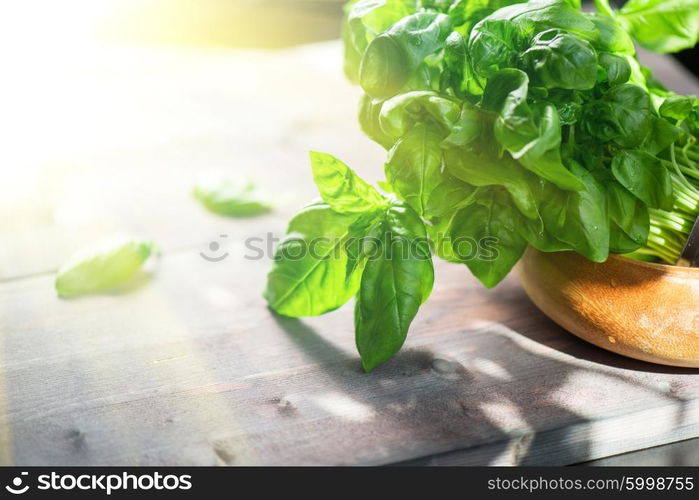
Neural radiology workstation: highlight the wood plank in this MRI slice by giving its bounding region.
[0,245,697,465]
[1,41,699,465]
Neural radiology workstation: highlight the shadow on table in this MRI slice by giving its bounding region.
[490,284,698,376]
[271,314,593,466]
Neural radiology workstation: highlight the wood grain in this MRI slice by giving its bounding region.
[0,41,698,466]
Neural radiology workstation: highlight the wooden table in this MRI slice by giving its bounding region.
[1,41,698,466]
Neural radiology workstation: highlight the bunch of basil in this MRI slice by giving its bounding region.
[265,0,699,371]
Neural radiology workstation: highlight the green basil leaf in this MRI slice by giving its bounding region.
[444,147,542,220]
[483,69,586,190]
[385,124,443,215]
[310,151,385,213]
[584,84,653,149]
[611,150,674,210]
[640,116,681,155]
[345,210,384,283]
[264,203,362,317]
[617,0,699,54]
[659,94,696,121]
[379,91,461,139]
[358,94,395,149]
[449,191,527,288]
[587,12,635,55]
[469,18,530,77]
[477,0,598,41]
[355,203,434,371]
[598,52,631,86]
[523,29,598,90]
[55,237,157,297]
[193,177,271,217]
[444,30,486,97]
[360,11,452,97]
[424,175,481,218]
[606,179,650,249]
[343,0,418,82]
[538,163,610,262]
[442,103,483,147]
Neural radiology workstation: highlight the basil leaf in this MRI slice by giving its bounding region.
[193,177,271,217]
[469,19,530,77]
[385,124,443,215]
[424,175,481,218]
[611,150,674,211]
[598,52,631,86]
[587,12,635,55]
[606,180,650,251]
[659,95,696,121]
[444,147,542,220]
[55,237,156,297]
[641,116,681,155]
[535,163,610,262]
[343,0,418,82]
[310,152,385,213]
[584,84,653,149]
[345,210,384,283]
[360,11,452,97]
[358,94,395,149]
[355,203,434,371]
[264,203,362,317]
[379,91,461,139]
[616,0,699,54]
[523,29,598,90]
[483,69,585,191]
[449,191,527,288]
[480,0,598,41]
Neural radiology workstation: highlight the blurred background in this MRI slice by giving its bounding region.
[0,0,697,279]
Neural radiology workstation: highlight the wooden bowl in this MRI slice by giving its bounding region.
[518,248,699,368]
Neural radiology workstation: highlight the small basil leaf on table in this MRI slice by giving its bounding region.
[264,203,363,317]
[55,237,157,297]
[355,203,434,372]
[310,151,385,213]
[194,177,271,217]
[611,150,674,211]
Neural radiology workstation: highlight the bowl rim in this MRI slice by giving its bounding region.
[605,253,699,277]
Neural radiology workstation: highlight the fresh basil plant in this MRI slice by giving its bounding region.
[266,0,699,371]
